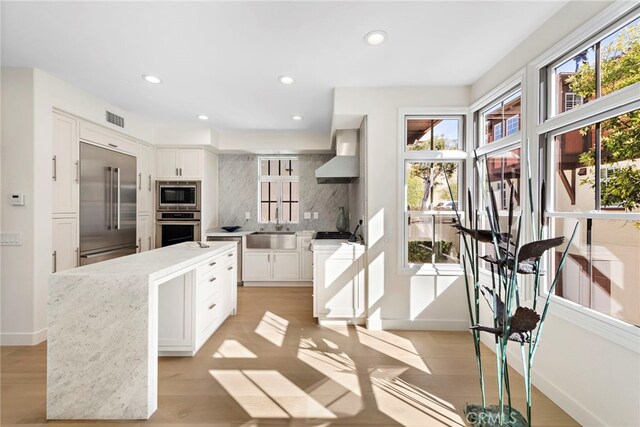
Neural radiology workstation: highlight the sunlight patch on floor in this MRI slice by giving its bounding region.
[297,343,362,397]
[370,368,464,426]
[213,339,258,358]
[210,369,336,419]
[356,327,431,373]
[254,311,289,347]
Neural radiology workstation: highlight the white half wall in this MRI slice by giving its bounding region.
[334,86,472,330]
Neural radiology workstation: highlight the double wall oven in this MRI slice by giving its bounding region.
[156,181,201,247]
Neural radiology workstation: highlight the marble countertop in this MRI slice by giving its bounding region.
[205,229,317,238]
[54,241,237,282]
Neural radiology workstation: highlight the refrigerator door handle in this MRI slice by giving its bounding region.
[81,246,137,259]
[108,167,113,230]
[115,167,121,230]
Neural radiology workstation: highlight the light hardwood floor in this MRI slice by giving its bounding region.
[1,287,577,426]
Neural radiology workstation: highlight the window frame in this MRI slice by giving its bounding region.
[257,156,300,224]
[530,1,640,346]
[398,108,468,275]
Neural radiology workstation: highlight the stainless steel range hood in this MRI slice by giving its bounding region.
[315,129,359,184]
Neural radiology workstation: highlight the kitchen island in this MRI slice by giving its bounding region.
[47,241,237,420]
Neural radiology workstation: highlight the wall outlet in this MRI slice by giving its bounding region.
[245,212,251,220]
[0,232,21,246]
[313,212,319,219]
[303,212,311,220]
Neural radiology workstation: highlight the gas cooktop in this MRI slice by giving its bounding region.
[314,231,352,240]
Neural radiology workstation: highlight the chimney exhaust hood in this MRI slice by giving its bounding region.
[315,129,359,184]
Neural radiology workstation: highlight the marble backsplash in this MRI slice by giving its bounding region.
[217,154,350,232]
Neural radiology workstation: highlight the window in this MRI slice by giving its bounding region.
[258,158,299,223]
[548,15,640,117]
[481,89,521,144]
[402,114,465,269]
[543,12,640,326]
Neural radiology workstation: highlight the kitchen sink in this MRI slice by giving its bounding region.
[246,232,297,249]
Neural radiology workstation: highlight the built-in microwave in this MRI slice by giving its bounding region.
[156,181,201,211]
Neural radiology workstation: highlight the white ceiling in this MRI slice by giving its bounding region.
[1,1,567,133]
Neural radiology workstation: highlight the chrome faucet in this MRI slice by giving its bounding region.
[275,206,283,231]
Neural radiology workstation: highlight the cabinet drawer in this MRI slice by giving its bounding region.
[79,121,138,156]
[197,294,222,335]
[197,257,224,279]
[197,271,223,302]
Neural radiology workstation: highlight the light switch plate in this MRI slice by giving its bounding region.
[303,212,311,220]
[0,232,21,246]
[245,212,251,220]
[313,212,319,219]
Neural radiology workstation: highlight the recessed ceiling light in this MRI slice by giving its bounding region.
[279,75,295,85]
[364,30,387,46]
[141,74,162,84]
[197,115,209,121]
[292,115,303,121]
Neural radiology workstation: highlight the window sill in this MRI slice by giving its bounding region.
[401,265,465,276]
[539,294,640,353]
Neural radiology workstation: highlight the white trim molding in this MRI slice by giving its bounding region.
[379,318,469,331]
[1,328,47,346]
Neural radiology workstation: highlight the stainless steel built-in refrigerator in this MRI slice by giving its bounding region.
[79,142,137,266]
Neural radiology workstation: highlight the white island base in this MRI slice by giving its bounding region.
[47,242,237,420]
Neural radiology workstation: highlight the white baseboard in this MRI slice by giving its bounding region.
[243,281,312,287]
[1,328,47,346]
[380,318,469,331]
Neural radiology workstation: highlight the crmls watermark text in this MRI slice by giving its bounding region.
[466,410,520,425]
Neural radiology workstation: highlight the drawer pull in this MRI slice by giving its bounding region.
[227,253,233,257]
[209,261,217,266]
[209,277,217,282]
[208,303,216,310]
[227,266,233,271]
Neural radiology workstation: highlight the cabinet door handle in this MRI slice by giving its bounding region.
[108,143,118,148]
[208,303,216,310]
[148,174,151,191]
[179,167,183,176]
[138,238,142,252]
[76,247,80,267]
[227,266,233,271]
[75,161,80,183]
[209,261,217,266]
[227,253,233,257]
[52,156,57,181]
[175,168,178,176]
[52,251,57,273]
[267,254,270,262]
[138,173,142,190]
[148,236,151,249]
[209,277,217,282]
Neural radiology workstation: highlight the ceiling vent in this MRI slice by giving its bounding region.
[106,111,125,128]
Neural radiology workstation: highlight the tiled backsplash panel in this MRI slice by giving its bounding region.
[218,154,350,231]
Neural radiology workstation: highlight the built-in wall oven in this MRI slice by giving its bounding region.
[156,180,201,247]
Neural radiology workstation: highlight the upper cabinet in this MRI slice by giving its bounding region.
[52,112,79,216]
[79,120,138,156]
[156,148,203,180]
[137,142,153,214]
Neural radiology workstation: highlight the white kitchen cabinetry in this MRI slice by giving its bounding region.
[79,120,138,156]
[137,215,153,252]
[52,217,78,272]
[156,148,202,180]
[52,112,79,216]
[137,142,153,214]
[300,237,313,281]
[243,250,301,282]
[159,247,237,355]
[313,244,365,322]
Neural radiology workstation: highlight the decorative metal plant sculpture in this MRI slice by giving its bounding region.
[444,150,578,427]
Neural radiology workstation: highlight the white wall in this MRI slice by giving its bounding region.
[152,123,213,146]
[334,87,472,330]
[1,67,157,344]
[471,1,639,425]
[217,130,330,153]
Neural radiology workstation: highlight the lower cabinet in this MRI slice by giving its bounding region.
[243,250,301,281]
[137,215,153,252]
[300,237,313,280]
[158,246,237,356]
[52,216,78,272]
[313,244,365,321]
